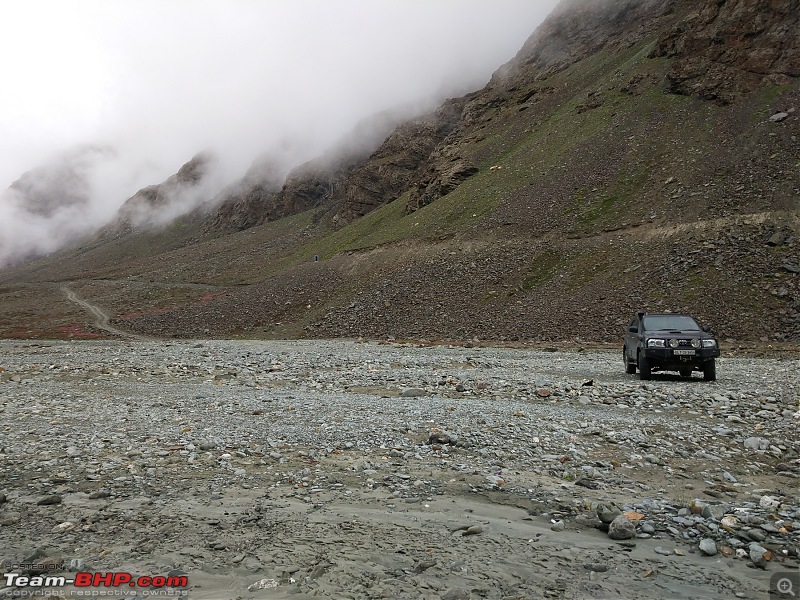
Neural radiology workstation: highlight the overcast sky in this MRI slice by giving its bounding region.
[0,0,558,263]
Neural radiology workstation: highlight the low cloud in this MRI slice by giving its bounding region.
[0,0,558,266]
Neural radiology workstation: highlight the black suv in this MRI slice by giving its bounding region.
[623,312,720,381]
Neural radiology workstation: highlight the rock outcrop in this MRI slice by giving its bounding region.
[650,0,800,104]
[109,152,213,234]
[201,154,288,233]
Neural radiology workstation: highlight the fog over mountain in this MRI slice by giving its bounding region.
[0,0,558,266]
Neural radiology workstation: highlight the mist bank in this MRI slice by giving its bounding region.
[0,1,558,268]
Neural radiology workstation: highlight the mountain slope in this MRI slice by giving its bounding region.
[0,0,797,343]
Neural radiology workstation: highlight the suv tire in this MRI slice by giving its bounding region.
[624,348,636,374]
[703,359,716,381]
[638,353,652,380]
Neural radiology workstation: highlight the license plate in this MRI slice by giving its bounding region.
[673,349,695,356]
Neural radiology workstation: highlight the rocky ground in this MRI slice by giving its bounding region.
[0,339,798,599]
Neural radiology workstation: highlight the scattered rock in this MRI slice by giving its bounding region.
[765,232,785,246]
[248,578,279,591]
[427,431,453,445]
[744,437,769,451]
[441,589,470,600]
[462,525,484,536]
[608,515,636,540]
[597,504,621,524]
[401,388,426,397]
[749,543,771,569]
[36,495,62,506]
[699,539,718,556]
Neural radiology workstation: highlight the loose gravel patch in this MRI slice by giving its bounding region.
[0,340,798,599]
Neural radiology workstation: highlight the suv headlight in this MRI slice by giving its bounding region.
[701,339,717,348]
[669,339,679,348]
[691,339,701,349]
[647,338,665,348]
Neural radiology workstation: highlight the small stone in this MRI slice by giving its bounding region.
[720,515,739,529]
[427,431,451,445]
[765,232,785,246]
[485,475,505,487]
[746,529,766,543]
[701,504,725,520]
[441,589,470,600]
[247,578,279,591]
[699,538,718,556]
[769,112,789,123]
[51,521,76,533]
[550,520,565,532]
[744,437,768,451]
[597,504,621,524]
[608,515,635,540]
[401,388,426,397]
[462,525,484,536]
[749,543,770,569]
[644,454,664,465]
[759,495,780,510]
[654,546,673,556]
[37,495,62,506]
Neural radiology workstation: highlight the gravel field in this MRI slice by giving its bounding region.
[0,339,798,600]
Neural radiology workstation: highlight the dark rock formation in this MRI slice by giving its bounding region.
[201,154,288,232]
[332,97,468,222]
[203,107,414,233]
[650,0,800,104]
[110,152,213,232]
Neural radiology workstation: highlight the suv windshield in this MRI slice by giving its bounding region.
[642,315,700,331]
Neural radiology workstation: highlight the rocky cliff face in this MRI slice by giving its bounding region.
[502,0,675,78]
[201,154,288,233]
[108,152,213,234]
[202,108,418,234]
[651,0,800,104]
[335,97,469,221]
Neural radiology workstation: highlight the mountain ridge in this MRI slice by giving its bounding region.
[0,0,798,343]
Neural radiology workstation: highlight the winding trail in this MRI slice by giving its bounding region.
[61,285,151,340]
